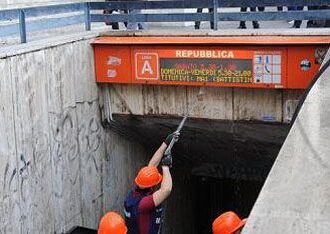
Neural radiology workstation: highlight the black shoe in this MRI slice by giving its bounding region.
[195,24,200,30]
[307,21,313,28]
[237,24,246,29]
[325,21,330,28]
[292,21,301,28]
[112,23,119,30]
[253,22,260,29]
[307,20,320,28]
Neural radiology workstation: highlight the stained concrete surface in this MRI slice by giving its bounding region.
[102,84,302,123]
[0,37,149,233]
[243,52,330,233]
[102,113,287,233]
[105,114,287,233]
[107,114,289,181]
[0,35,197,234]
[0,10,324,233]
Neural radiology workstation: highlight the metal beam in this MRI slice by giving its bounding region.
[84,2,91,31]
[92,13,212,23]
[218,10,330,21]
[18,10,26,43]
[92,10,330,23]
[89,0,330,9]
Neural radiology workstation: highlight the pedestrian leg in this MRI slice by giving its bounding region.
[195,8,203,29]
[209,8,214,29]
[238,7,247,29]
[323,6,330,27]
[123,9,128,28]
[250,7,260,28]
[293,6,303,28]
[126,9,147,30]
[307,6,318,27]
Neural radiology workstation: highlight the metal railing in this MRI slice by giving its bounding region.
[0,3,87,43]
[1,0,330,43]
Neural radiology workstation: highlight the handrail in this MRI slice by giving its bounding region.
[0,3,85,21]
[1,0,330,44]
[0,2,87,43]
[90,0,330,9]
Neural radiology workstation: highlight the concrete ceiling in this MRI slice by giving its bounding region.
[106,114,290,181]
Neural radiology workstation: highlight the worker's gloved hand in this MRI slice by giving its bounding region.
[164,132,180,146]
[161,154,172,168]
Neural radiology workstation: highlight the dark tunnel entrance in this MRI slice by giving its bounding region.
[192,177,263,233]
[105,114,290,234]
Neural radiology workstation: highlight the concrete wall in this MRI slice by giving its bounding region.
[0,33,197,234]
[243,52,330,233]
[0,38,148,233]
[102,84,302,123]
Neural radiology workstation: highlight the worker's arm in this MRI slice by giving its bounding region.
[148,132,179,167]
[148,143,168,167]
[152,166,172,207]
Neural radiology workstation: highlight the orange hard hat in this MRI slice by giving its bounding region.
[98,212,127,234]
[212,211,247,234]
[135,166,163,188]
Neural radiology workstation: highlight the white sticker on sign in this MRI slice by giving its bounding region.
[107,69,117,78]
[107,56,122,65]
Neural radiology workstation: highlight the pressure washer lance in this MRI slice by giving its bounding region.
[164,115,188,157]
[160,115,187,234]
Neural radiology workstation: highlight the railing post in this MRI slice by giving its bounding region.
[18,10,27,43]
[212,0,218,30]
[84,2,91,31]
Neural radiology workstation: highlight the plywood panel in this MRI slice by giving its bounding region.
[142,85,187,116]
[107,85,233,119]
[186,86,233,120]
[109,84,144,115]
[233,88,282,122]
[103,84,288,123]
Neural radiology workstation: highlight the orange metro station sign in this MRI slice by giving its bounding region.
[92,36,330,89]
